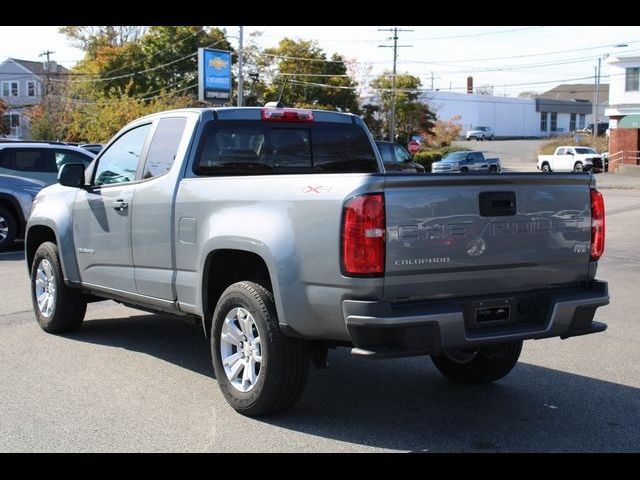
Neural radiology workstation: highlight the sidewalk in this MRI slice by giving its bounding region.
[596,172,640,190]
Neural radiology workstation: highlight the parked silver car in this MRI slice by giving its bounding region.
[466,126,494,141]
[0,174,45,250]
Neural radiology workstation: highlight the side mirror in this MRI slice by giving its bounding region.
[58,162,85,188]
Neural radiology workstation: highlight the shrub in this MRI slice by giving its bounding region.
[413,145,470,172]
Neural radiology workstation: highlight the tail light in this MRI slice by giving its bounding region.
[590,189,605,260]
[261,108,314,122]
[342,194,385,276]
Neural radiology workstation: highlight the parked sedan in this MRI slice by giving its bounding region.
[375,141,425,173]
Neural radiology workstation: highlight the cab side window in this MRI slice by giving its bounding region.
[142,117,187,179]
[94,124,151,186]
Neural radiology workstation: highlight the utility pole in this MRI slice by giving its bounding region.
[593,59,600,143]
[237,26,244,107]
[430,71,434,90]
[378,27,412,142]
[39,50,55,96]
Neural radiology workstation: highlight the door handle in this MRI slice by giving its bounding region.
[113,199,128,211]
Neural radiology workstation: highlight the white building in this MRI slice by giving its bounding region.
[605,55,640,167]
[361,89,593,138]
[422,91,593,138]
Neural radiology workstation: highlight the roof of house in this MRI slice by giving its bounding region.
[536,83,609,105]
[9,58,68,75]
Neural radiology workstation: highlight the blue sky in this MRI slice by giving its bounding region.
[1,25,639,96]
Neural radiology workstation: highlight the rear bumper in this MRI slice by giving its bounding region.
[342,281,609,359]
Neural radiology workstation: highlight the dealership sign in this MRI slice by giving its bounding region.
[198,48,232,105]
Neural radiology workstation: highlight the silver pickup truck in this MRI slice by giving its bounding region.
[25,107,609,416]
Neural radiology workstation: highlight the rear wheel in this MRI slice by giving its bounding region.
[541,162,551,173]
[31,242,87,333]
[211,281,310,416]
[0,206,17,251]
[574,162,584,172]
[431,341,522,384]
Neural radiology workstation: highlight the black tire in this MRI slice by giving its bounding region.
[31,242,87,333]
[431,341,522,385]
[541,163,551,173]
[574,162,584,172]
[0,205,17,251]
[489,165,497,172]
[480,135,485,141]
[211,281,309,416]
[460,167,469,173]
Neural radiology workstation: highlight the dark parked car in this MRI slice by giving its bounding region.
[79,143,105,155]
[375,141,425,173]
[0,174,45,250]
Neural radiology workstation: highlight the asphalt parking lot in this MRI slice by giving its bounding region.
[1,189,639,453]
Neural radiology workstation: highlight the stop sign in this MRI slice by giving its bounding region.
[407,141,420,155]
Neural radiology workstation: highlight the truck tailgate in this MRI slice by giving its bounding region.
[383,174,593,301]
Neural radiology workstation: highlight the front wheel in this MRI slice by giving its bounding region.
[31,242,87,333]
[211,281,309,416]
[0,206,17,251]
[431,341,522,384]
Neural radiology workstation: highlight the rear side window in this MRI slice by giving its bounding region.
[0,149,57,172]
[194,121,378,175]
[470,152,484,162]
[376,143,394,163]
[143,117,187,179]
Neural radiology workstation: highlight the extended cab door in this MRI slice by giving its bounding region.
[73,123,152,293]
[130,117,189,300]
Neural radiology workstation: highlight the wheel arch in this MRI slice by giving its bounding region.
[0,193,25,237]
[201,247,278,338]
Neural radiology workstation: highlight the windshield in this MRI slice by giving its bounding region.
[574,148,597,154]
[441,152,467,162]
[474,127,488,131]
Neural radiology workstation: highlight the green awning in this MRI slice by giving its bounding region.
[619,114,640,128]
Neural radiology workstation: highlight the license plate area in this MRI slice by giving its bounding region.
[464,297,515,330]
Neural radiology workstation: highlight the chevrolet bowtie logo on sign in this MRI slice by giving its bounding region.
[198,48,232,106]
[208,57,228,70]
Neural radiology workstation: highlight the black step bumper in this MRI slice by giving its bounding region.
[343,281,609,359]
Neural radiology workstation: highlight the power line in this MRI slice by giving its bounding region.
[407,26,547,41]
[378,27,413,142]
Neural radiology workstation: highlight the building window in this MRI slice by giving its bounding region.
[2,81,19,97]
[540,112,548,131]
[2,113,20,137]
[27,81,36,97]
[626,67,640,92]
[579,114,585,129]
[550,112,558,131]
[570,113,576,132]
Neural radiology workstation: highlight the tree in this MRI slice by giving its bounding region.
[59,26,147,58]
[0,99,8,136]
[263,39,359,112]
[369,73,436,144]
[360,103,383,139]
[425,115,462,148]
[66,26,233,99]
[518,91,540,98]
[24,81,74,141]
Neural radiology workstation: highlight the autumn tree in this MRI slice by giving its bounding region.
[262,39,359,112]
[369,73,436,144]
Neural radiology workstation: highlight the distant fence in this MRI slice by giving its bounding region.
[608,151,640,172]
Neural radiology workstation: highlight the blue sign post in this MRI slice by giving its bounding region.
[198,48,232,105]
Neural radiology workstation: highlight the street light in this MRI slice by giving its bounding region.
[593,44,628,142]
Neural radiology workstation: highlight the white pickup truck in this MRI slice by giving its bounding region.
[537,146,603,173]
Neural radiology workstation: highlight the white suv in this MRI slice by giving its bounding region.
[466,126,494,141]
[0,142,95,185]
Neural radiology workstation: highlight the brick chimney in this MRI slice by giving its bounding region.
[467,76,473,94]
